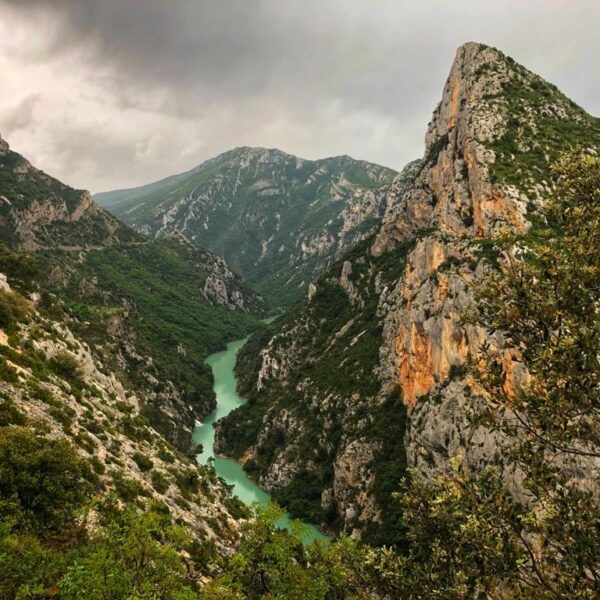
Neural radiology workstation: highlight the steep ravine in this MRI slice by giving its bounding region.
[193,335,329,544]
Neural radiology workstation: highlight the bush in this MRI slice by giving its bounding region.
[132,451,153,472]
[111,471,147,501]
[49,351,83,388]
[151,471,170,494]
[174,467,199,498]
[0,398,26,426]
[0,427,93,535]
[0,290,30,332]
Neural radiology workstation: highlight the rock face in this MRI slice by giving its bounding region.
[95,147,398,307]
[215,42,600,543]
[163,230,264,315]
[0,136,137,251]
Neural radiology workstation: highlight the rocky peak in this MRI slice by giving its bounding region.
[374,43,533,255]
[375,41,599,473]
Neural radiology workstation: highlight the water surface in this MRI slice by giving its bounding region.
[193,336,329,544]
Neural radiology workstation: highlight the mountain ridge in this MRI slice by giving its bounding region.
[0,133,272,549]
[214,41,600,543]
[0,131,265,452]
[96,146,400,307]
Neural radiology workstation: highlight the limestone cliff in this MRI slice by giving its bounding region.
[216,42,600,543]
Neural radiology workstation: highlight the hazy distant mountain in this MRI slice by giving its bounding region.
[96,147,397,307]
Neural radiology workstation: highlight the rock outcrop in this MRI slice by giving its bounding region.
[0,135,136,251]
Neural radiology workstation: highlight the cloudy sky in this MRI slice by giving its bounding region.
[0,1,598,193]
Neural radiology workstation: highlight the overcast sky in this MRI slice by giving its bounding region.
[0,1,597,193]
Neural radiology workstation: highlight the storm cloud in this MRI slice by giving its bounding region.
[0,0,598,192]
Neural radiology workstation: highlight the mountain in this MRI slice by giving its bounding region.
[0,135,137,251]
[95,147,398,307]
[213,42,600,544]
[0,134,265,450]
[0,132,268,543]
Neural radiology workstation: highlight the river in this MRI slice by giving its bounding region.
[193,336,329,544]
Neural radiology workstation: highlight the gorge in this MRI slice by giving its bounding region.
[1,30,599,597]
[194,334,329,544]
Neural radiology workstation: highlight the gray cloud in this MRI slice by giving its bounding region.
[0,0,598,192]
[1,93,40,136]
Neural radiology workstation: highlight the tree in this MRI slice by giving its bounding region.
[59,504,196,600]
[202,503,367,599]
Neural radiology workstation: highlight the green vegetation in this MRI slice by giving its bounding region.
[0,443,205,599]
[0,144,137,249]
[208,152,600,597]
[0,135,265,453]
[394,150,600,597]
[132,451,154,472]
[1,150,599,600]
[0,151,81,214]
[363,388,408,548]
[44,237,262,445]
[0,244,39,290]
[0,428,94,537]
[0,289,31,333]
[484,56,600,191]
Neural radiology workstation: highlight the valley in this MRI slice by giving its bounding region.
[193,334,329,544]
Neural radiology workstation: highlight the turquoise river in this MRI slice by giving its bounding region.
[193,336,329,544]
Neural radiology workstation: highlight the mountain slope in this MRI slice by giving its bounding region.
[0,273,244,548]
[0,133,264,451]
[215,42,600,544]
[0,134,275,552]
[95,147,397,307]
[0,135,137,251]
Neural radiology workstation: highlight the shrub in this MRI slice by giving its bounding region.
[132,451,153,472]
[0,398,26,426]
[0,427,93,535]
[151,471,170,494]
[111,471,147,501]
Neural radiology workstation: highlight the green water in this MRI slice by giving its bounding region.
[193,337,329,544]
